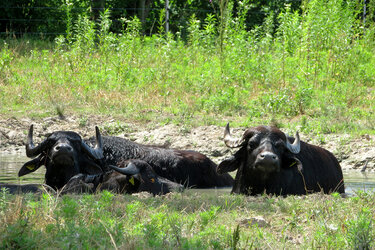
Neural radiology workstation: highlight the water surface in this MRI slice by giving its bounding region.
[1,154,374,194]
[0,153,45,185]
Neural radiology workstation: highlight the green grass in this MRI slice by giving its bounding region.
[1,189,375,249]
[0,0,374,135]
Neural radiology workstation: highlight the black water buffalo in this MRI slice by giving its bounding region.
[62,159,184,195]
[19,125,233,193]
[85,135,234,189]
[217,124,345,195]
[18,125,104,190]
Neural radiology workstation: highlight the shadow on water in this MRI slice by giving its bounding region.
[1,153,375,195]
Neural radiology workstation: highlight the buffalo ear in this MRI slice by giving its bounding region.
[80,157,105,175]
[217,156,241,174]
[18,156,44,177]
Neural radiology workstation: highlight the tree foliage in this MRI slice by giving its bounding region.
[0,0,306,38]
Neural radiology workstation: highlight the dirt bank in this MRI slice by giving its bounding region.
[0,115,374,172]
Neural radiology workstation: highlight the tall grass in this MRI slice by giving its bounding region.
[0,0,374,134]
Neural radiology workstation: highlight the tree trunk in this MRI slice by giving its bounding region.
[138,0,146,26]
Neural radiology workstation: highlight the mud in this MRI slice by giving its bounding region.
[0,115,374,171]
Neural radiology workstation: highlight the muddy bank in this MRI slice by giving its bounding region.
[0,115,374,171]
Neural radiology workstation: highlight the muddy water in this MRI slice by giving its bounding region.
[343,171,375,194]
[0,154,45,184]
[1,154,375,194]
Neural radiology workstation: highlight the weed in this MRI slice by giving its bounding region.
[59,196,79,221]
[0,42,13,75]
[199,205,220,230]
[0,188,9,212]
[78,116,88,127]
[230,224,241,250]
[101,122,132,136]
[346,208,374,249]
[55,105,65,120]
[2,217,36,249]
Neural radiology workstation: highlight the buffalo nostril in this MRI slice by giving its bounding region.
[54,144,73,152]
[259,152,278,161]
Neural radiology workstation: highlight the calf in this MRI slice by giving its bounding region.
[62,159,184,195]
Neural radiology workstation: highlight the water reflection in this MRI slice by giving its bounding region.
[343,171,375,194]
[1,154,375,194]
[0,153,45,185]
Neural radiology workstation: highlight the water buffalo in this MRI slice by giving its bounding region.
[19,125,233,192]
[85,135,234,189]
[18,125,104,190]
[217,124,345,195]
[62,159,184,195]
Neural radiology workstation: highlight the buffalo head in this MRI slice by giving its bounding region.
[61,159,184,195]
[217,124,302,194]
[19,125,104,190]
[107,160,185,195]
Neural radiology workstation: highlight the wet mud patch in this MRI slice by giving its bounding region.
[0,115,374,171]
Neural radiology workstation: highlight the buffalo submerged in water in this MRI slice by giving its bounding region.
[85,135,233,189]
[217,124,345,195]
[62,159,185,195]
[14,125,233,194]
[19,125,104,190]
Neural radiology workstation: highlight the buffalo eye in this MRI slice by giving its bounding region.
[247,138,259,150]
[275,141,285,151]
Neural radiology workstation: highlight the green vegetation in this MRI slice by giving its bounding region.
[1,1,374,248]
[0,0,374,135]
[0,189,374,249]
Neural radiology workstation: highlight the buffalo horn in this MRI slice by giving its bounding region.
[223,123,245,148]
[81,126,104,160]
[25,125,49,158]
[109,163,140,176]
[286,131,301,154]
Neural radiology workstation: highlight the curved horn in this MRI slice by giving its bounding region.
[81,126,103,160]
[109,163,140,176]
[223,123,245,148]
[286,131,301,154]
[25,125,49,158]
